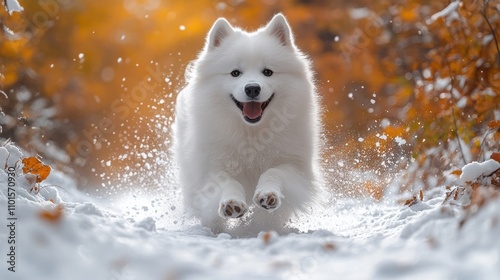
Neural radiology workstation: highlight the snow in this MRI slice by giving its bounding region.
[349,8,371,20]
[427,1,461,25]
[1,142,500,279]
[394,136,406,146]
[456,96,468,108]
[435,77,451,90]
[482,35,494,46]
[4,0,23,15]
[460,159,500,183]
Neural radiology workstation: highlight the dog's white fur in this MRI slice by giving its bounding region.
[173,14,321,236]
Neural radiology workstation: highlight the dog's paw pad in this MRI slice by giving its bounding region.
[254,191,281,211]
[219,199,247,219]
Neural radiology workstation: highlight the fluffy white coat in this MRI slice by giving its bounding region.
[173,14,321,236]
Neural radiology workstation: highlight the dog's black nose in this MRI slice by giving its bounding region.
[245,83,261,98]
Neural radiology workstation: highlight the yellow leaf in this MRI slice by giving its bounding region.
[22,157,51,183]
[39,205,64,223]
[450,170,462,176]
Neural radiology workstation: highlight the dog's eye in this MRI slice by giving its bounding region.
[262,68,273,77]
[230,70,241,77]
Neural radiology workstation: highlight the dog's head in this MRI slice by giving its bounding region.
[193,14,311,125]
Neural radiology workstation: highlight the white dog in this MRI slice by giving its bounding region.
[173,14,322,236]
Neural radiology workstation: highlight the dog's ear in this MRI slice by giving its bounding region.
[207,18,233,50]
[265,13,293,47]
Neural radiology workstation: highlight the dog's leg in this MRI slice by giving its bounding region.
[254,164,314,212]
[218,177,248,219]
[253,169,284,211]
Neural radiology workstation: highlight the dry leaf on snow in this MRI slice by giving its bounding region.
[22,157,51,183]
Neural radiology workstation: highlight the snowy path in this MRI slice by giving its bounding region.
[1,144,500,280]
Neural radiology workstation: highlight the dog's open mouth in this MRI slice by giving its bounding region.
[231,94,274,123]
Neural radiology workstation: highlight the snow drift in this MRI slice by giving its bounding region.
[1,142,500,280]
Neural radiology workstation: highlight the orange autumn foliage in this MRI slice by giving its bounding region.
[0,0,499,192]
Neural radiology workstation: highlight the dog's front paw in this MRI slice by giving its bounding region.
[253,190,281,211]
[219,199,247,219]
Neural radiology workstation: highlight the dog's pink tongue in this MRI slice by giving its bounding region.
[242,102,263,119]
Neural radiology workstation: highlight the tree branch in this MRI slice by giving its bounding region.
[482,0,500,66]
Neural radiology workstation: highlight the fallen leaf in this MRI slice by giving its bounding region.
[262,231,272,245]
[39,205,63,223]
[419,189,424,201]
[404,196,418,206]
[450,169,462,176]
[22,157,51,183]
[425,236,438,248]
[323,242,336,251]
[490,152,500,164]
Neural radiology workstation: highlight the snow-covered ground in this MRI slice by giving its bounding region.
[1,142,500,280]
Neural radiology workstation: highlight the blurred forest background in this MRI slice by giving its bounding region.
[1,0,499,197]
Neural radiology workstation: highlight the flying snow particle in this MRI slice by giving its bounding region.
[358,137,364,142]
[395,137,406,146]
[179,25,186,31]
[378,133,388,140]
[380,119,391,129]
